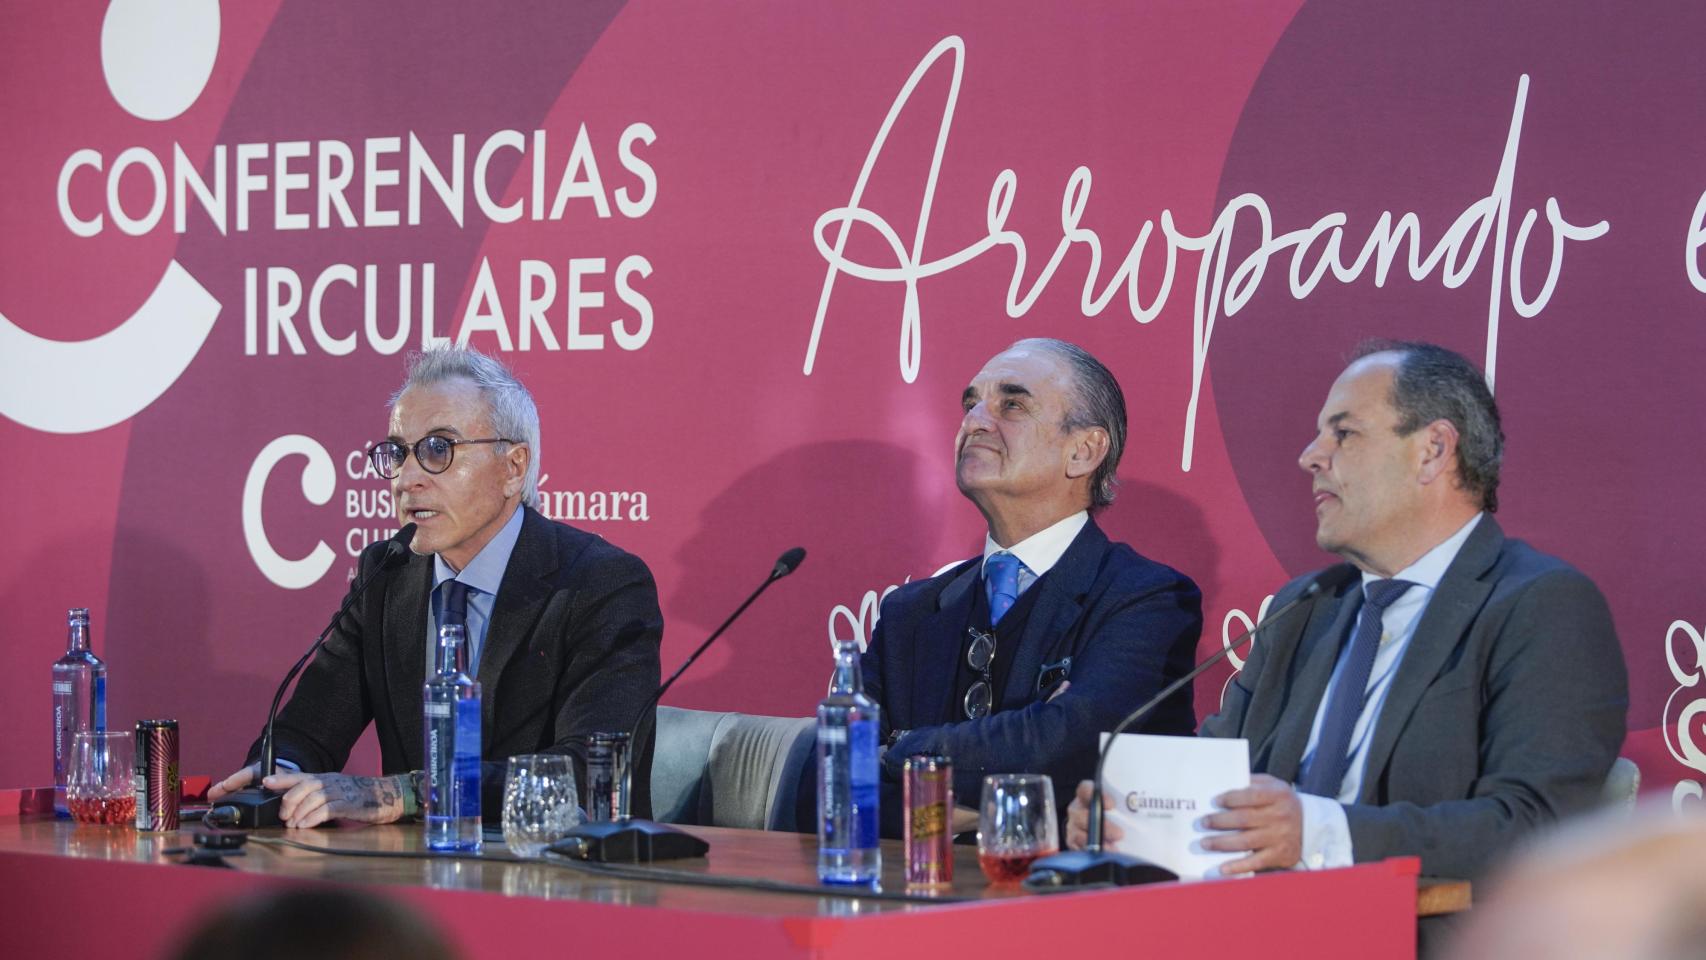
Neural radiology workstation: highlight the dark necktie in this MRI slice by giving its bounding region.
[984,552,1024,626]
[441,579,470,629]
[1298,578,1414,798]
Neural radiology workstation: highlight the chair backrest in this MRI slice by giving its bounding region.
[650,706,726,824]
[1602,756,1640,812]
[652,706,815,831]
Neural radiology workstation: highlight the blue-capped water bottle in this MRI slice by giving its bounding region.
[817,637,881,884]
[52,607,106,818]
[423,623,481,851]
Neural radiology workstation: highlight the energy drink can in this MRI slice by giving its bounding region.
[587,731,632,822]
[903,755,953,887]
[134,719,180,832]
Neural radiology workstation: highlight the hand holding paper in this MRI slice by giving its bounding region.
[1096,733,1250,880]
[1200,774,1304,874]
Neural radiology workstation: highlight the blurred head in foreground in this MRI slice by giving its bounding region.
[1448,804,1706,960]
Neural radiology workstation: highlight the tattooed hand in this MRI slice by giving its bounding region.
[261,771,410,828]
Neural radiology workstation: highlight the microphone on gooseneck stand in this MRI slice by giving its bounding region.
[1024,565,1357,889]
[550,547,807,864]
[218,524,419,829]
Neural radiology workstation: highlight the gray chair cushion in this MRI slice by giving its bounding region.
[702,713,814,830]
[651,706,724,825]
[651,706,814,830]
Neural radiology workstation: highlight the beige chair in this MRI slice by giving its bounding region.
[650,706,814,830]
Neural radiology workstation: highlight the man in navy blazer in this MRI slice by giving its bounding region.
[862,338,1202,836]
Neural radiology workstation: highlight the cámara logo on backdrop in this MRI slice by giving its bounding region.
[243,433,652,590]
[1,0,660,436]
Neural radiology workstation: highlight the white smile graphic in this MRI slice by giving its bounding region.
[0,260,220,433]
[0,1,224,434]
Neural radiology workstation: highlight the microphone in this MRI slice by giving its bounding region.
[551,547,806,863]
[219,524,418,828]
[1025,565,1355,888]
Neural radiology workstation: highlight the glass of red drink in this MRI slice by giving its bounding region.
[67,730,136,826]
[976,773,1057,884]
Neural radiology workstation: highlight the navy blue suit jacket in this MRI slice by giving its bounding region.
[864,518,1202,835]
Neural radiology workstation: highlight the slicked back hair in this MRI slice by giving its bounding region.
[391,345,541,507]
[1350,339,1504,513]
[1014,338,1128,510]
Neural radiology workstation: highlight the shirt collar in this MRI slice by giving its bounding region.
[1363,512,1483,594]
[982,511,1089,578]
[433,505,525,596]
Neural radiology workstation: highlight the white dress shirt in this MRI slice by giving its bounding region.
[980,511,1089,595]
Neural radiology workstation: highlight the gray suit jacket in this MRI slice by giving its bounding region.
[256,506,664,819]
[1200,515,1627,879]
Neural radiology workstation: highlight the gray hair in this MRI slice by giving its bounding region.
[1350,340,1504,513]
[1013,338,1128,510]
[391,345,542,507]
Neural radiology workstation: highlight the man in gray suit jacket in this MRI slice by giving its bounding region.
[1068,341,1627,883]
[210,346,662,826]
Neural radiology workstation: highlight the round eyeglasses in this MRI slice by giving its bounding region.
[368,435,520,479]
[963,626,997,720]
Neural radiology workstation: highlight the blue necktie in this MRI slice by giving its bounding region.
[440,579,470,629]
[984,552,1024,626]
[1298,578,1414,798]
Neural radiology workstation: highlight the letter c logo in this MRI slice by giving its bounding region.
[243,435,336,589]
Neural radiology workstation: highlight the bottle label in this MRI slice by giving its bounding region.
[52,681,71,695]
[849,717,879,846]
[452,698,481,819]
[423,702,451,718]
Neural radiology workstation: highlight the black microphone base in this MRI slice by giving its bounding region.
[548,820,708,863]
[215,787,282,829]
[1023,849,1178,889]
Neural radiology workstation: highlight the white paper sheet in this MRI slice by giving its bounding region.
[1097,733,1250,881]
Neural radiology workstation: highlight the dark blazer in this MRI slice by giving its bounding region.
[865,518,1202,835]
[1201,515,1628,880]
[259,506,664,819]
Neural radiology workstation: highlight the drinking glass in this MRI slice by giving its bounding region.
[67,730,135,826]
[502,754,581,857]
[977,773,1058,884]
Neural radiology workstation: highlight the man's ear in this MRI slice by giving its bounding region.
[1416,419,1459,486]
[503,442,530,498]
[1065,427,1110,481]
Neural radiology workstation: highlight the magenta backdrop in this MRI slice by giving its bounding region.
[3,1,1702,808]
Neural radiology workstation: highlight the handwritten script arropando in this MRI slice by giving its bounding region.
[804,36,1608,471]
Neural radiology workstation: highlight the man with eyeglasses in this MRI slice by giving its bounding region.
[209,346,663,827]
[854,338,1203,837]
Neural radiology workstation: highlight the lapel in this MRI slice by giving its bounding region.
[478,507,565,754]
[1262,578,1362,782]
[911,560,979,727]
[384,554,433,764]
[1356,516,1502,801]
[1001,520,1107,707]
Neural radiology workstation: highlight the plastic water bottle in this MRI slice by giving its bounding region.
[52,608,106,818]
[423,623,481,851]
[817,637,881,884]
